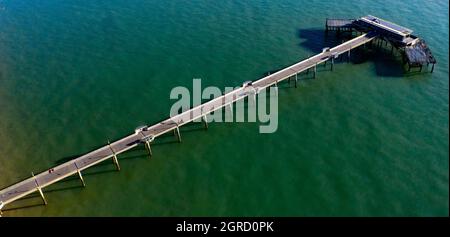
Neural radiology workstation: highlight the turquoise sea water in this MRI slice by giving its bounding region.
[0,0,448,216]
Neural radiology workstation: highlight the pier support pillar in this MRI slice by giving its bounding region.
[227,103,233,118]
[331,57,334,71]
[274,81,278,96]
[77,170,86,187]
[294,73,298,88]
[202,115,208,130]
[112,155,120,171]
[145,140,153,158]
[32,172,47,205]
[347,50,351,63]
[175,126,181,143]
[37,187,47,205]
[313,65,317,79]
[74,163,86,187]
[108,141,120,171]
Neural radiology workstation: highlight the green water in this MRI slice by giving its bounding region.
[0,0,448,216]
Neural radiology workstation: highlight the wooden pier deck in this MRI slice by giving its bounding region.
[0,31,378,215]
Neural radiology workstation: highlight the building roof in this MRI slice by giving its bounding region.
[359,15,413,37]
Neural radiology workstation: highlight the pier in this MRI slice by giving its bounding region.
[0,15,436,215]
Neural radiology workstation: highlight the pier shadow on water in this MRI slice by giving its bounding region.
[2,182,84,213]
[2,201,46,213]
[298,28,345,53]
